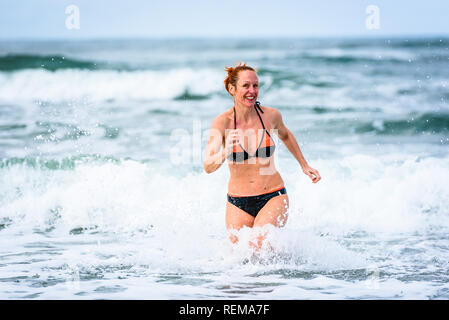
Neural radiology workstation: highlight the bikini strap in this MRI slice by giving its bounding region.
[254,101,266,130]
[255,101,264,113]
[233,107,236,129]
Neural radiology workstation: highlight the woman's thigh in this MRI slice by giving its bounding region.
[253,194,289,228]
[225,201,255,242]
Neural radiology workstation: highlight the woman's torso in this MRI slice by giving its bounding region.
[222,105,284,196]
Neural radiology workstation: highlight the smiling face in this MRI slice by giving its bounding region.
[229,70,259,108]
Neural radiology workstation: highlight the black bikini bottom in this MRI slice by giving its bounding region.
[227,187,287,218]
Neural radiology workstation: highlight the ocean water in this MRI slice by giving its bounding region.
[0,37,448,299]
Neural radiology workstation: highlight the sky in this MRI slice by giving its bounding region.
[0,0,448,39]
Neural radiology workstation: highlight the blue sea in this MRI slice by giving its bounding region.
[0,37,448,299]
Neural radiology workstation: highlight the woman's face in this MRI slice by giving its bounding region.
[230,70,259,108]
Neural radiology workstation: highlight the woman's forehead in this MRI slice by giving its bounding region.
[237,70,258,83]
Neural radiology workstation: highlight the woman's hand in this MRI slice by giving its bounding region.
[224,129,240,158]
[302,166,321,184]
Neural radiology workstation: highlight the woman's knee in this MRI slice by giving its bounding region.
[249,233,265,249]
[228,232,239,244]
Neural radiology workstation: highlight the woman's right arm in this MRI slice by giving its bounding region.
[203,116,238,174]
[203,116,226,174]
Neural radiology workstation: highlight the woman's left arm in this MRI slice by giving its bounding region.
[272,108,321,184]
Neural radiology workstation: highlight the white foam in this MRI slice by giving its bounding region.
[1,153,449,298]
[0,68,223,103]
[1,154,448,266]
[282,155,449,235]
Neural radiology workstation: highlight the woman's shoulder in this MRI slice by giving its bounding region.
[259,104,282,120]
[210,107,233,130]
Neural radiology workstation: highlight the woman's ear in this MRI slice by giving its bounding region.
[228,84,235,96]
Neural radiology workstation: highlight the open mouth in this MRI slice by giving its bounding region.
[245,95,256,102]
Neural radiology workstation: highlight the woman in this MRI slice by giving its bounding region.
[204,62,321,249]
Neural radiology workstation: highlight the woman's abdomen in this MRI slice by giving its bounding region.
[227,163,284,196]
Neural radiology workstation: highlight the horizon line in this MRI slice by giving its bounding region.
[1,33,449,42]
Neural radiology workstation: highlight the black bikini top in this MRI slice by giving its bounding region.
[227,101,275,163]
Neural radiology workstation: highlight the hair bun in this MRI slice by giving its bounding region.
[225,66,234,75]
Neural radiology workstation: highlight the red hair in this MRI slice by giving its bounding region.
[224,62,257,95]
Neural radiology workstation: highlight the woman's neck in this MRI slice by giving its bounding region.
[234,102,255,123]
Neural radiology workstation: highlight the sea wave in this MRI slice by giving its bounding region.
[0,54,109,72]
[1,154,448,236]
[355,112,449,135]
[0,68,223,102]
